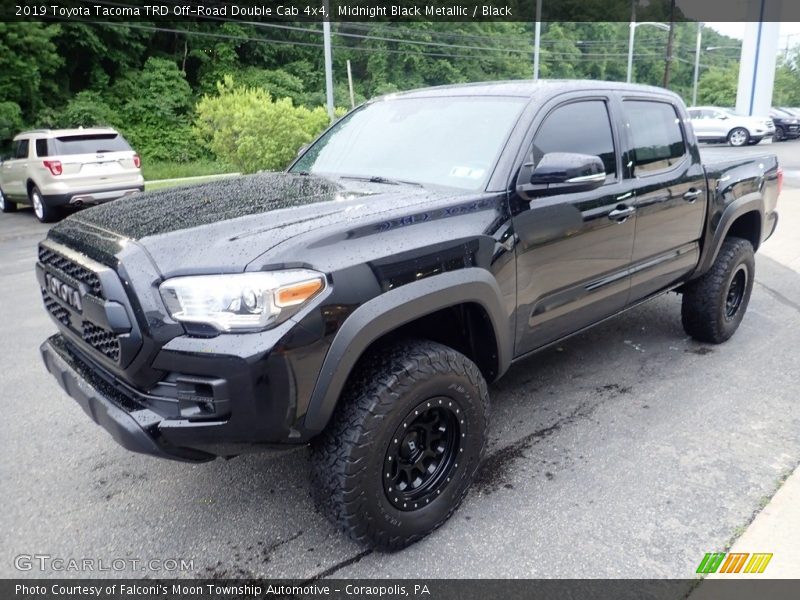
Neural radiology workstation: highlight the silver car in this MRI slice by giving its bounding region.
[0,128,144,222]
[687,107,774,147]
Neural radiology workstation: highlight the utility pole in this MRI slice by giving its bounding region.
[692,22,703,106]
[626,0,636,83]
[322,0,334,121]
[662,0,676,88]
[346,60,355,109]
[533,0,542,80]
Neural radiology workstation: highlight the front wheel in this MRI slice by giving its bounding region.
[30,186,59,223]
[0,188,17,213]
[311,340,489,550]
[774,127,785,142]
[681,237,755,344]
[728,127,750,147]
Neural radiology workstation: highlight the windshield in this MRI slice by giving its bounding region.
[291,96,527,191]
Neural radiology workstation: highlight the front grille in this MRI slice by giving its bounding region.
[38,246,103,297]
[42,290,70,326]
[82,321,120,362]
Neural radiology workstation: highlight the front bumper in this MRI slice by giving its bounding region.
[41,335,213,462]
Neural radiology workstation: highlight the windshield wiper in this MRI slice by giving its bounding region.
[338,175,422,187]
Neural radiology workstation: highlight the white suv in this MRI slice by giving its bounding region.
[687,107,775,147]
[0,128,144,222]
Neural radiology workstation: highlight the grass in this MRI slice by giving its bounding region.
[145,174,238,192]
[141,159,233,182]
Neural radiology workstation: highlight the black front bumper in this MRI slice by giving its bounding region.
[41,336,214,462]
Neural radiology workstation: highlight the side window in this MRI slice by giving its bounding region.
[14,139,29,159]
[532,100,617,177]
[688,109,700,119]
[623,100,686,174]
[35,139,49,157]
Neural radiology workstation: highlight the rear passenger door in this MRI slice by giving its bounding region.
[621,98,707,300]
[510,96,637,356]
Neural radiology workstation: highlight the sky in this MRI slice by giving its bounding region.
[706,21,800,49]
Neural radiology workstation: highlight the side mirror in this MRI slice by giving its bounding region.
[516,152,606,199]
[719,114,729,120]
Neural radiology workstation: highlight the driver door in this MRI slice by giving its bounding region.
[510,97,636,356]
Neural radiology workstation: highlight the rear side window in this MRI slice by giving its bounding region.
[531,100,617,176]
[52,134,132,155]
[13,139,29,159]
[35,139,49,157]
[624,101,686,173]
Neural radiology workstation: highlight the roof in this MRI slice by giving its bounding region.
[386,79,674,100]
[15,127,119,139]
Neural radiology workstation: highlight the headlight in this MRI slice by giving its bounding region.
[159,270,326,332]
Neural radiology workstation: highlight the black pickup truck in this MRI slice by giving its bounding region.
[38,81,781,550]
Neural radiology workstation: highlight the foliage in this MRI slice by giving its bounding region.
[4,19,800,165]
[0,102,24,149]
[195,79,331,173]
[772,53,800,107]
[0,23,62,122]
[50,91,117,128]
[697,67,738,107]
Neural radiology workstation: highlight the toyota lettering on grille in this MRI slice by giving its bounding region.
[45,273,83,313]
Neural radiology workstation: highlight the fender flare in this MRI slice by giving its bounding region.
[695,194,763,276]
[302,268,512,433]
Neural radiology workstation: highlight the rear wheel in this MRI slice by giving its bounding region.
[30,186,59,223]
[311,340,489,550]
[681,237,755,344]
[0,188,17,213]
[728,127,750,147]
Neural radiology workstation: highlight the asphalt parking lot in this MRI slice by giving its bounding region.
[1,142,799,579]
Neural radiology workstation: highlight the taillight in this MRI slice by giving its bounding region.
[777,167,783,196]
[43,160,62,176]
[133,154,141,169]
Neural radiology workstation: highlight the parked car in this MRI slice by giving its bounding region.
[779,107,800,119]
[687,106,774,146]
[769,108,800,141]
[38,81,780,550]
[0,128,143,223]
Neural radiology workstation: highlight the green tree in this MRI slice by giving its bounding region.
[51,91,117,128]
[0,101,24,149]
[772,54,800,107]
[697,66,739,106]
[0,23,62,121]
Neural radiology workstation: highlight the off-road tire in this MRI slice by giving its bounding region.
[681,237,755,344]
[311,339,489,551]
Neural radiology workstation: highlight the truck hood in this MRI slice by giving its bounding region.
[49,172,447,276]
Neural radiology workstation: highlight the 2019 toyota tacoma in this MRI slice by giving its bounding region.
[38,81,781,550]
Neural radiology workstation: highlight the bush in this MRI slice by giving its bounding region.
[0,101,24,146]
[52,91,118,128]
[194,78,332,173]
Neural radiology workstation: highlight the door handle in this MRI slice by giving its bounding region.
[683,188,702,203]
[608,205,636,222]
